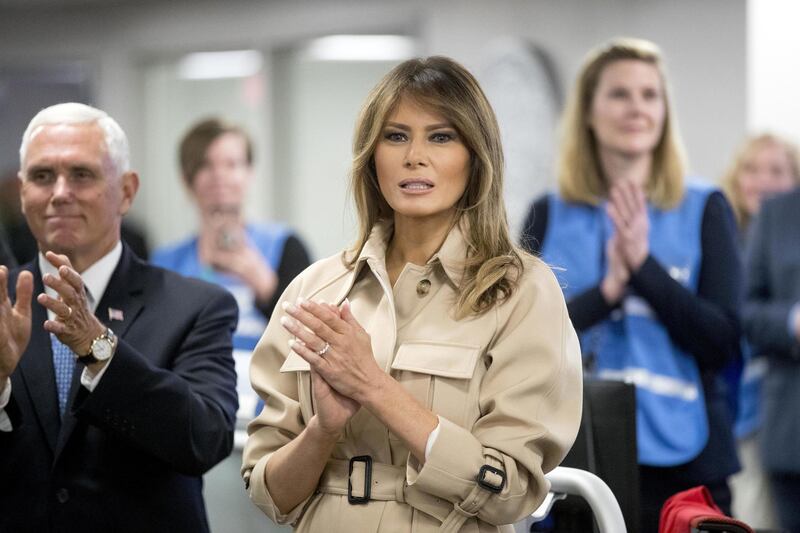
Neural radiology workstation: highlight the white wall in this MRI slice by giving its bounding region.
[748,0,800,140]
[0,0,747,255]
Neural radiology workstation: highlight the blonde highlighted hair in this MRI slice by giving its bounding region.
[557,37,686,208]
[721,133,800,229]
[347,56,523,318]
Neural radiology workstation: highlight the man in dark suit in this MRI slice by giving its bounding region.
[743,186,800,533]
[0,225,14,268]
[0,103,238,532]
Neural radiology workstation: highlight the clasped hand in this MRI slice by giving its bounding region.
[280,298,382,436]
[601,180,651,304]
[606,180,650,269]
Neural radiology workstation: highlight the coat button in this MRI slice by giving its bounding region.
[56,488,70,503]
[416,279,431,296]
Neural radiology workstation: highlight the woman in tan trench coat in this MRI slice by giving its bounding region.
[242,56,583,533]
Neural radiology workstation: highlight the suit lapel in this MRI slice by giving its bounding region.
[15,263,61,453]
[55,246,146,458]
[94,246,145,338]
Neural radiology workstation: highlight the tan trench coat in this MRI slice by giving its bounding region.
[242,222,583,532]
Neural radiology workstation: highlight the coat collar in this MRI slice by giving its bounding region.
[353,218,470,288]
[429,220,469,288]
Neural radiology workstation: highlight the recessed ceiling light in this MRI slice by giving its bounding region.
[304,35,416,62]
[177,50,263,80]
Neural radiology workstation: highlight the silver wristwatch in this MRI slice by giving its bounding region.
[78,328,117,365]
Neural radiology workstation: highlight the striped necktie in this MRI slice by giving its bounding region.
[50,334,75,417]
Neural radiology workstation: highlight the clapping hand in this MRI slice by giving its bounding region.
[0,266,33,382]
[280,299,381,435]
[201,216,278,303]
[600,234,630,305]
[607,180,650,271]
[36,252,105,357]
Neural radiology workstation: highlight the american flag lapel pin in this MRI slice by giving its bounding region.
[108,308,124,322]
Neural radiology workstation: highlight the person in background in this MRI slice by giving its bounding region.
[742,179,800,532]
[721,133,800,530]
[152,118,310,416]
[0,225,14,268]
[520,37,742,532]
[0,102,238,532]
[722,134,800,242]
[242,56,582,533]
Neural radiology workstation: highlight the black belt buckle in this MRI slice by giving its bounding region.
[347,455,372,504]
[477,464,506,494]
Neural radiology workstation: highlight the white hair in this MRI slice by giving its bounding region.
[19,102,130,176]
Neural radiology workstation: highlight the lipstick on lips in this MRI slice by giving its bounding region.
[399,178,434,192]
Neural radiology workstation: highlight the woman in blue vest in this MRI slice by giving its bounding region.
[520,38,742,532]
[722,133,799,529]
[152,118,311,416]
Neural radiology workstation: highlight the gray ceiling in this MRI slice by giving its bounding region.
[0,0,152,7]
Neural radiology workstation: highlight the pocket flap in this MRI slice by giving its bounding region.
[391,341,481,379]
[279,350,310,372]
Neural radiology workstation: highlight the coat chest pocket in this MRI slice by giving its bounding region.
[391,342,482,427]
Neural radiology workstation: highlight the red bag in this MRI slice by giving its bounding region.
[659,485,753,533]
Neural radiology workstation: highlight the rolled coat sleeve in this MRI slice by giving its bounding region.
[406,261,583,525]
[242,276,311,524]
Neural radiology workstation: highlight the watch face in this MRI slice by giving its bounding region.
[92,338,114,361]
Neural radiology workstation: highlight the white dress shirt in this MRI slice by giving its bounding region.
[0,242,123,431]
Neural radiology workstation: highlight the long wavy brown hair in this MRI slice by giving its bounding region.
[346,56,524,318]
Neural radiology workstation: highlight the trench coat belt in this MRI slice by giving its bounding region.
[316,459,455,523]
[317,459,406,502]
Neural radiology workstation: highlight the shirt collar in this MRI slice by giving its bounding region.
[355,218,469,287]
[38,241,123,316]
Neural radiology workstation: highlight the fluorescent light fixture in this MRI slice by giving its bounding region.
[177,50,263,80]
[305,35,416,61]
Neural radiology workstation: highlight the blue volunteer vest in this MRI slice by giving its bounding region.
[152,223,290,351]
[734,341,766,438]
[542,184,713,466]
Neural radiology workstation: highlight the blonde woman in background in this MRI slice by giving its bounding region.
[521,38,743,532]
[722,133,800,530]
[242,56,582,532]
[721,133,800,239]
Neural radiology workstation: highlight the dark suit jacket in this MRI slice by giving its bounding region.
[0,245,239,532]
[0,225,15,267]
[743,187,800,473]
